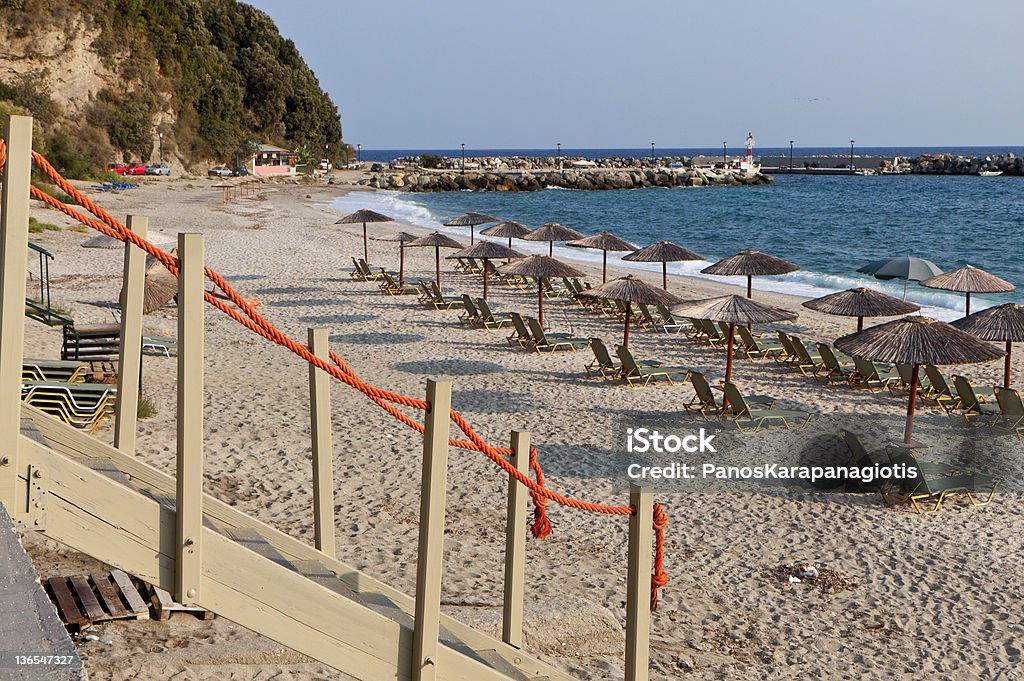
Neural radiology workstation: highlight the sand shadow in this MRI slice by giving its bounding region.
[223,274,267,282]
[299,313,377,326]
[392,359,507,376]
[255,286,326,295]
[528,443,621,479]
[330,332,425,345]
[267,298,343,308]
[450,388,549,413]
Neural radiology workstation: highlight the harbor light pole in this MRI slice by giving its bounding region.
[650,142,655,163]
[722,141,727,166]
[789,140,794,171]
[461,143,465,174]
[357,143,361,162]
[556,142,561,170]
[849,140,855,171]
[159,132,164,164]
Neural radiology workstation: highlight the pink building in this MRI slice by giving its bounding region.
[252,143,299,176]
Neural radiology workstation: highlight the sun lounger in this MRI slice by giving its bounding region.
[722,382,813,432]
[737,326,783,362]
[615,345,692,388]
[883,447,998,513]
[526,318,591,354]
[786,336,822,376]
[921,365,960,411]
[21,381,117,433]
[815,344,852,384]
[993,386,1024,439]
[22,358,88,383]
[950,374,1000,421]
[847,357,899,392]
[838,430,889,492]
[379,271,419,296]
[585,338,661,377]
[653,304,687,335]
[475,299,513,329]
[458,294,482,325]
[425,282,460,310]
[142,334,177,357]
[506,313,535,349]
[684,372,772,417]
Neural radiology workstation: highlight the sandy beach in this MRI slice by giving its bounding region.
[19,175,1024,680]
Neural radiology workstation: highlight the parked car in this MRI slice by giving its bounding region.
[126,163,148,175]
[208,165,233,177]
[145,162,171,176]
[231,167,250,176]
[369,163,384,172]
[318,158,332,172]
[105,163,128,175]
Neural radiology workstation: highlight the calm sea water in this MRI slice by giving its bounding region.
[329,173,1024,320]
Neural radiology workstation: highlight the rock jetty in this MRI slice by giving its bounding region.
[907,153,1024,175]
[355,167,771,192]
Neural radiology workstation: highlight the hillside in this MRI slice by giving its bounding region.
[0,0,348,176]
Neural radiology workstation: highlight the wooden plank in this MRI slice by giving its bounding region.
[502,430,529,649]
[113,215,148,455]
[69,574,105,622]
[148,583,175,621]
[307,328,335,557]
[21,418,578,681]
[46,576,87,627]
[91,573,129,619]
[110,569,149,619]
[625,485,653,681]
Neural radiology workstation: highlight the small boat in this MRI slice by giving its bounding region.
[978,170,1003,177]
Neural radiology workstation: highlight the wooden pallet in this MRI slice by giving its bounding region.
[45,569,150,629]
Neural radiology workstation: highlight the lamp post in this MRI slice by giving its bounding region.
[556,142,561,170]
[158,132,164,164]
[461,143,465,174]
[722,141,727,167]
[849,140,855,172]
[650,142,655,164]
[357,143,361,163]
[789,140,794,171]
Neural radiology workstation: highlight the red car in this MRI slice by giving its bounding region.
[126,163,147,175]
[105,163,128,175]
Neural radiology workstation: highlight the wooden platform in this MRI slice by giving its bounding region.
[45,570,150,629]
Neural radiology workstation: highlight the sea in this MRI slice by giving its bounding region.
[329,148,1024,321]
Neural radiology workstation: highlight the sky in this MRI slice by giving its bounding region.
[245,1,1024,150]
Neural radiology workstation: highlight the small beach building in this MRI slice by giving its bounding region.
[253,143,300,176]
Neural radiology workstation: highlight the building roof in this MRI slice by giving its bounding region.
[257,143,294,153]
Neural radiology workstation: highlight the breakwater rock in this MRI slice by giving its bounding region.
[355,168,772,192]
[908,153,1024,175]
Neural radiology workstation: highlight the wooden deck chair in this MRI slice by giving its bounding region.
[615,345,692,388]
[585,338,623,377]
[427,282,460,310]
[787,336,822,376]
[527,318,591,354]
[737,326,783,362]
[356,259,384,281]
[993,386,1024,439]
[883,448,998,513]
[923,365,960,412]
[722,383,813,432]
[815,344,852,384]
[379,271,418,296]
[848,358,899,392]
[684,372,726,417]
[458,294,482,325]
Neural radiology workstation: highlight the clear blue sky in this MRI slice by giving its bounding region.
[246,0,1023,149]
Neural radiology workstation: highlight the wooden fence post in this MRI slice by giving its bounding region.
[114,215,148,455]
[307,327,335,557]
[0,114,33,509]
[625,484,653,681]
[175,233,204,604]
[412,379,452,681]
[502,429,529,648]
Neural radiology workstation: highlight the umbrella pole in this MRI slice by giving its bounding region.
[662,261,668,290]
[399,243,405,286]
[1005,341,1013,389]
[902,278,908,300]
[965,292,971,317]
[602,250,608,283]
[722,322,736,411]
[471,225,475,245]
[538,279,544,328]
[624,301,631,349]
[435,246,441,288]
[549,241,553,257]
[482,258,489,300]
[747,274,752,298]
[363,222,369,264]
[902,363,920,445]
[857,316,864,332]
[507,237,513,263]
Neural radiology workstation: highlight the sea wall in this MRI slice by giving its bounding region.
[355,167,772,192]
[908,153,1024,175]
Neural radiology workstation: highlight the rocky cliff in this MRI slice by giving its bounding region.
[0,0,347,176]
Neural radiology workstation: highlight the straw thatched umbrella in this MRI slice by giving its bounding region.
[952,303,1024,388]
[921,265,1015,316]
[622,240,704,290]
[335,209,394,264]
[580,275,683,349]
[802,287,920,332]
[522,222,585,256]
[407,232,464,288]
[500,254,583,327]
[138,251,179,314]
[481,220,531,250]
[567,231,638,283]
[444,212,501,245]
[835,316,1004,446]
[83,233,175,249]
[857,256,942,299]
[701,250,799,298]
[382,231,418,285]
[446,241,523,300]
[671,295,798,406]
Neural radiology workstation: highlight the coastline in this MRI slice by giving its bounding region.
[18,177,1023,680]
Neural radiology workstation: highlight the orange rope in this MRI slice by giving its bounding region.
[2,140,668,609]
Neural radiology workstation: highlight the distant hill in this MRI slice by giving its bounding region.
[0,0,348,176]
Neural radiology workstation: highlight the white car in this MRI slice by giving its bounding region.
[207,165,233,177]
[145,162,171,175]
